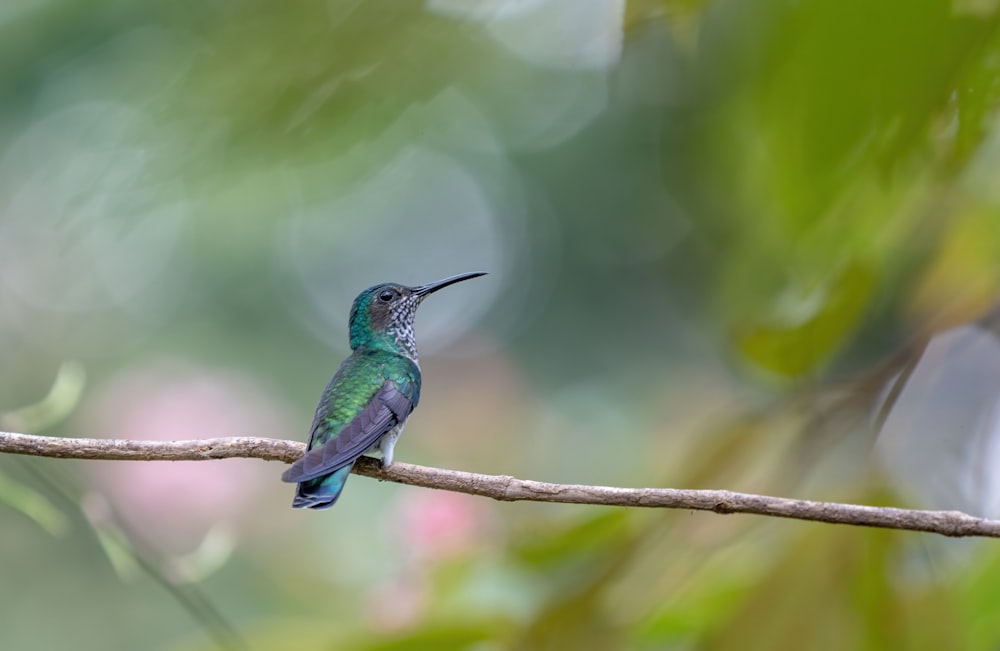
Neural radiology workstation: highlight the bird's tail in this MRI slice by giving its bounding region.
[292,465,353,509]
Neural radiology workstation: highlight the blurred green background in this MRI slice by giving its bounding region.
[3,0,1000,649]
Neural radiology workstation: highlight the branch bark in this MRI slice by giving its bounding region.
[2,430,998,539]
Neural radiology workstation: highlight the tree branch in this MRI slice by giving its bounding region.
[2,430,997,539]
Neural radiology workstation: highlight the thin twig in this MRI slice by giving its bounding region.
[1,430,997,539]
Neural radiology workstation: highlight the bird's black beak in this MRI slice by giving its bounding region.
[412,271,487,297]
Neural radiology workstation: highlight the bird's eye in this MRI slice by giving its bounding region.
[378,290,395,302]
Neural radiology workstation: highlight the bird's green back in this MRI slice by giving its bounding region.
[307,349,421,449]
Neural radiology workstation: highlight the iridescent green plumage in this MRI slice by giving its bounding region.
[282,272,485,509]
[289,351,420,508]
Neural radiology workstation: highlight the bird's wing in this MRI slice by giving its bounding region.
[281,380,415,484]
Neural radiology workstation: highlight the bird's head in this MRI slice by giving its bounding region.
[348,272,486,358]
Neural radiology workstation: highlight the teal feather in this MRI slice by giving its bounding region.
[295,467,352,511]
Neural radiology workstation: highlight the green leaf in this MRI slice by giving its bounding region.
[0,470,68,536]
[735,262,874,377]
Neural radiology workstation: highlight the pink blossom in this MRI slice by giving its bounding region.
[389,489,497,564]
[80,360,293,552]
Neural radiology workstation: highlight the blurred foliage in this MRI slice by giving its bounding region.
[4,0,1000,649]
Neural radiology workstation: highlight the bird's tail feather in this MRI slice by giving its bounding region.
[292,465,353,509]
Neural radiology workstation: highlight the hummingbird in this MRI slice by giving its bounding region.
[281,271,486,509]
